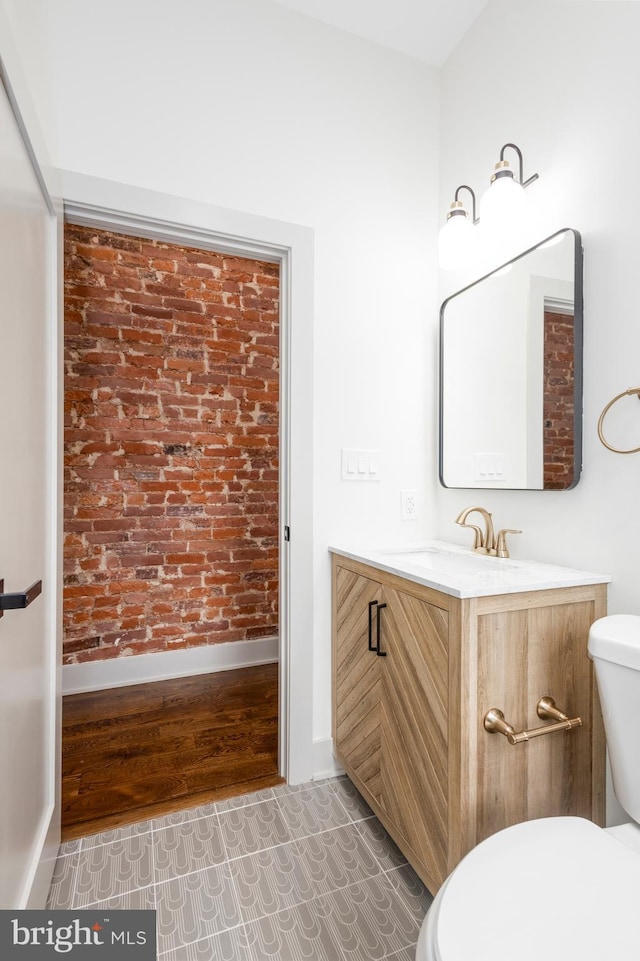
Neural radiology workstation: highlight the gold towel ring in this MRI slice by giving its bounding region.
[597,387,640,454]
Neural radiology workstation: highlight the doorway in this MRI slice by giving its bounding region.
[61,223,282,830]
[61,178,315,791]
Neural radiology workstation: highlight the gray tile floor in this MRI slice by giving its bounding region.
[48,776,432,960]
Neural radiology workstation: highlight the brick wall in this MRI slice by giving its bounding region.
[543,310,575,490]
[63,225,279,665]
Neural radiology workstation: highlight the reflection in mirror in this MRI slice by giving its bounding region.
[439,228,583,490]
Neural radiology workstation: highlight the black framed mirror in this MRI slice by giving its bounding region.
[439,228,583,490]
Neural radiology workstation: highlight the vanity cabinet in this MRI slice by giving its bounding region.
[334,566,450,883]
[331,552,607,894]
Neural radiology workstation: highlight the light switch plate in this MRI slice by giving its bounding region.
[341,449,382,481]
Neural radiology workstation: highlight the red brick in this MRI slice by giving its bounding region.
[543,311,575,490]
[63,224,280,665]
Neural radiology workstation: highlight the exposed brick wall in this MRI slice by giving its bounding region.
[63,225,279,665]
[543,310,575,490]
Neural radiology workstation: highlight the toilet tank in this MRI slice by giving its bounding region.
[588,615,640,822]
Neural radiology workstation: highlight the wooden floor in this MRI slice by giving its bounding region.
[61,662,282,841]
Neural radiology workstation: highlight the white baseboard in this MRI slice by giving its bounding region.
[62,636,279,695]
[312,737,344,781]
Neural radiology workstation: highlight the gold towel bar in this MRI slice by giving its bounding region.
[484,696,582,745]
[597,386,640,454]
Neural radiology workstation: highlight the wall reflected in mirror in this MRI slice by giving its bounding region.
[439,228,583,490]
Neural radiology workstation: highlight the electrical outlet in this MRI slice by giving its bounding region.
[401,489,418,520]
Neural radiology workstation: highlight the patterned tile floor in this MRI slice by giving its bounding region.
[48,776,432,960]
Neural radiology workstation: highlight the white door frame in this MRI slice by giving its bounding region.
[62,171,315,785]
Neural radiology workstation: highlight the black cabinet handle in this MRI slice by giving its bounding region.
[376,602,387,656]
[0,578,42,618]
[368,600,378,651]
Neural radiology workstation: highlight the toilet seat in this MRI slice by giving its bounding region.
[427,817,640,961]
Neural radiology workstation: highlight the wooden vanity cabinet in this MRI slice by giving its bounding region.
[331,553,607,895]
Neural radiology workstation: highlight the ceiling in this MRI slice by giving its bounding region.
[269,0,490,66]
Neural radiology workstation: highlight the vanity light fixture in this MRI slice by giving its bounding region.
[479,142,539,231]
[438,142,539,270]
[437,184,478,271]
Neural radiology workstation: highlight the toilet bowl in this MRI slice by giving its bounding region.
[415,816,640,960]
[416,614,640,960]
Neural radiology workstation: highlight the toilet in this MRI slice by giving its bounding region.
[416,614,640,961]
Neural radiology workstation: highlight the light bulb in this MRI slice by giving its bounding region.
[438,204,476,270]
[479,161,526,233]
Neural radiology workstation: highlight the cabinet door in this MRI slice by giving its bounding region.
[475,599,600,844]
[380,587,449,888]
[333,567,384,807]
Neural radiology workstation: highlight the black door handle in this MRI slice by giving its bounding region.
[368,600,378,651]
[0,578,42,618]
[375,602,387,656]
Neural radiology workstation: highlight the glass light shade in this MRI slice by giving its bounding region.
[438,212,476,270]
[479,173,526,232]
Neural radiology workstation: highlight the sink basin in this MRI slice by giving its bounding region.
[329,541,611,598]
[381,546,523,576]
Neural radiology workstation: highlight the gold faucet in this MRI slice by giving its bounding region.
[455,506,496,555]
[455,508,522,558]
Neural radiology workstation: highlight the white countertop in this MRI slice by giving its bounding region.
[329,541,611,599]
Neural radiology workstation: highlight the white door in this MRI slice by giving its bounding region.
[0,72,60,907]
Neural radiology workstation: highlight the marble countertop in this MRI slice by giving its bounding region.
[329,540,611,599]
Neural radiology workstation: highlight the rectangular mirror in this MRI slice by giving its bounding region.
[439,228,583,490]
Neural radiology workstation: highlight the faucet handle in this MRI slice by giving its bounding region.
[495,529,522,559]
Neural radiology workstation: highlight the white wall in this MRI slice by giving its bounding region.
[438,0,640,822]
[4,0,440,745]
[438,0,640,616]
